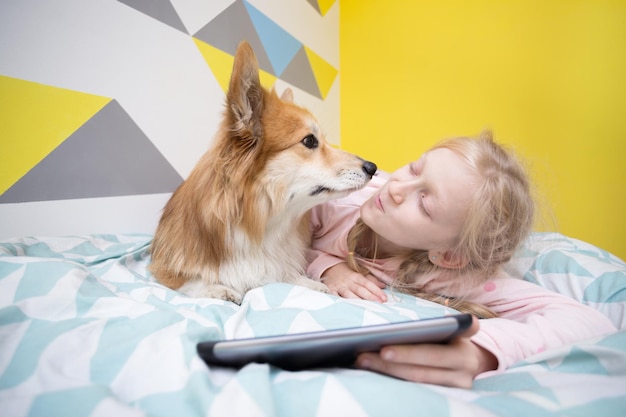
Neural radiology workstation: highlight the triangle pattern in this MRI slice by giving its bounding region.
[0,76,110,195]
[306,0,321,14]
[304,46,338,100]
[118,0,188,34]
[168,0,237,36]
[306,0,336,16]
[0,100,183,203]
[193,38,235,93]
[190,0,337,99]
[193,38,277,93]
[317,0,337,16]
[280,47,322,99]
[244,1,302,75]
[193,0,273,74]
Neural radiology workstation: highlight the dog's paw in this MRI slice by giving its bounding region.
[292,276,330,294]
[211,287,243,304]
[179,281,243,304]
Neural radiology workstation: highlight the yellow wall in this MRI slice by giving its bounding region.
[340,0,626,260]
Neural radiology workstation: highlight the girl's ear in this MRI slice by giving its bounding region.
[428,250,469,269]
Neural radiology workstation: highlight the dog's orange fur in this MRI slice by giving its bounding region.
[149,41,376,303]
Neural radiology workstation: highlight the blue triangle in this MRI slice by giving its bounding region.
[532,251,594,277]
[247,307,303,336]
[0,262,24,280]
[64,241,106,258]
[76,274,117,316]
[271,374,327,417]
[90,312,186,384]
[29,385,111,417]
[14,262,77,302]
[0,319,90,389]
[243,1,302,75]
[583,271,626,303]
[135,373,213,416]
[549,346,609,375]
[261,283,293,307]
[0,305,28,325]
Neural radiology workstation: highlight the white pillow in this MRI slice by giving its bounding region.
[503,232,626,329]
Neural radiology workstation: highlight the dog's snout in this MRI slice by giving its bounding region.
[362,161,377,178]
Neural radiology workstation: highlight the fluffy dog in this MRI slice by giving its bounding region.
[149,41,377,303]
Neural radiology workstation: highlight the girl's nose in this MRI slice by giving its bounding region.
[389,178,420,205]
[388,180,409,204]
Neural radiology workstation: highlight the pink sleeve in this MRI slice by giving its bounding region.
[305,201,354,280]
[469,277,617,378]
[305,249,345,281]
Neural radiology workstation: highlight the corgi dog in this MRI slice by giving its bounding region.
[149,41,377,304]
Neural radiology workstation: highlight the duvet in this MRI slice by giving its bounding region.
[1,232,625,417]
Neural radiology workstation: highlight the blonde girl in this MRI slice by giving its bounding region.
[306,132,616,387]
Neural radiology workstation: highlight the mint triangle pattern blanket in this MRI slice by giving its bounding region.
[1,233,625,417]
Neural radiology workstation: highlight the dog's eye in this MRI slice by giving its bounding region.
[301,134,318,149]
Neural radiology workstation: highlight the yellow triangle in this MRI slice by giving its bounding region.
[0,76,110,195]
[304,46,338,100]
[317,0,336,16]
[193,38,277,93]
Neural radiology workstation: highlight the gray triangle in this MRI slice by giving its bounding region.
[306,0,321,14]
[280,47,321,99]
[0,100,183,203]
[118,0,188,34]
[193,0,274,74]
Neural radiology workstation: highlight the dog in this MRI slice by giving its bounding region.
[149,41,377,304]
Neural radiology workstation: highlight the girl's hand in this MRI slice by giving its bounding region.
[321,262,388,303]
[355,316,497,388]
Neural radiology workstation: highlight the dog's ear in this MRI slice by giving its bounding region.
[227,41,264,141]
[280,88,294,103]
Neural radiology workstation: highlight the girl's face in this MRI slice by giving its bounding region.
[360,148,478,253]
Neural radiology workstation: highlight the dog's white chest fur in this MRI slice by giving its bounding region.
[179,218,325,303]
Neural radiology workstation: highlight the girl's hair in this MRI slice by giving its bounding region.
[346,131,534,319]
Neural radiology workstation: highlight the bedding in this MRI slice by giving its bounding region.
[1,232,625,417]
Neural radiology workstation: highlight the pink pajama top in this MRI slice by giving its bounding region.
[305,173,617,377]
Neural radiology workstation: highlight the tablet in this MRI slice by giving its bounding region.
[196,313,472,371]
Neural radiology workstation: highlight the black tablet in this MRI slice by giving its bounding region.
[197,313,473,371]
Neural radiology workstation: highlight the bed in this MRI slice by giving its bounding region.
[1,232,625,417]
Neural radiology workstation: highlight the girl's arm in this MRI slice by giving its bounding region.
[468,277,617,375]
[355,277,617,387]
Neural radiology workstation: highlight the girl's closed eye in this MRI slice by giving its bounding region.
[418,192,430,217]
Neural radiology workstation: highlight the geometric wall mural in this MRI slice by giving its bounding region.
[118,0,188,34]
[121,0,338,99]
[0,75,111,197]
[305,0,337,16]
[0,99,183,203]
[0,0,338,237]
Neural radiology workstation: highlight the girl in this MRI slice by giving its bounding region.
[306,132,616,388]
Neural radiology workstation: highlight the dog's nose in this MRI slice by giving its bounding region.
[362,161,377,178]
